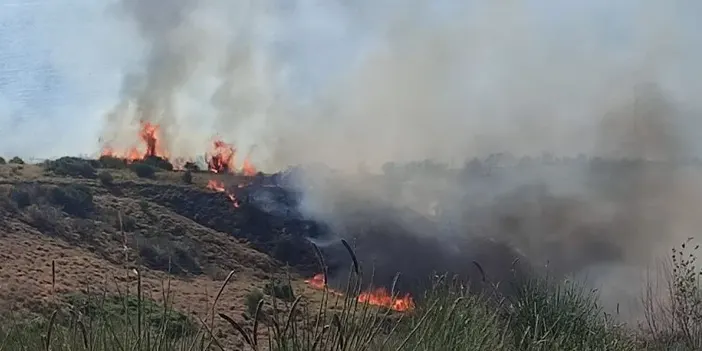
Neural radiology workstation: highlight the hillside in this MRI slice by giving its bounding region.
[0,158,330,348]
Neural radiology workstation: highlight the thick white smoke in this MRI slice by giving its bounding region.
[99,0,702,321]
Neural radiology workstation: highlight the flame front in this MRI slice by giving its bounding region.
[304,274,415,312]
[358,288,415,312]
[206,179,240,208]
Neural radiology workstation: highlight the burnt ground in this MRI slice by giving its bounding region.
[0,161,331,348]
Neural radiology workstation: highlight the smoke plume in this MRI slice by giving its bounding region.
[100,0,702,321]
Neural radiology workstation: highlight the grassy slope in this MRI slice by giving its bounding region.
[0,160,701,350]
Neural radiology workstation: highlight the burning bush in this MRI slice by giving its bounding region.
[131,163,157,178]
[44,157,98,179]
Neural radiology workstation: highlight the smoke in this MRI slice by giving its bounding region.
[99,0,702,321]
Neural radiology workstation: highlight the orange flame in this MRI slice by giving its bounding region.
[207,140,236,174]
[242,157,257,176]
[101,121,169,162]
[206,179,240,208]
[99,124,258,174]
[358,288,415,312]
[304,274,414,312]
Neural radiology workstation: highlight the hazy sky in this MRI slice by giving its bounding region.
[0,0,700,162]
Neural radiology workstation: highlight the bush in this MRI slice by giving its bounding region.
[98,155,127,169]
[136,235,202,275]
[48,184,94,218]
[265,278,295,301]
[184,162,200,172]
[131,163,157,178]
[10,188,32,208]
[244,289,264,317]
[44,157,98,179]
[98,171,114,186]
[182,170,193,184]
[9,156,24,164]
[0,157,5,165]
[66,293,196,338]
[142,156,173,171]
[25,204,65,235]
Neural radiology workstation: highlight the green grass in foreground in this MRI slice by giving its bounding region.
[2,239,702,351]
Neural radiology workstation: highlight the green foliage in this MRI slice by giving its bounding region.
[142,156,173,171]
[131,163,157,178]
[182,170,193,184]
[644,239,702,350]
[265,278,295,301]
[9,156,24,164]
[10,187,32,208]
[48,184,94,218]
[245,289,264,317]
[98,170,114,186]
[136,235,202,275]
[98,155,127,169]
[0,156,5,164]
[3,239,702,351]
[506,274,633,351]
[65,293,196,338]
[44,157,98,179]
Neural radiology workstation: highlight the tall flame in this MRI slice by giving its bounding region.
[101,121,169,162]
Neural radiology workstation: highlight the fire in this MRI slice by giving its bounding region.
[206,179,240,208]
[207,140,236,173]
[206,139,257,175]
[101,121,169,162]
[242,157,257,176]
[304,273,328,290]
[304,274,415,312]
[358,288,415,312]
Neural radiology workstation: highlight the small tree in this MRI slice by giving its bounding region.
[98,171,114,186]
[182,170,193,184]
[9,156,24,164]
[0,157,6,165]
[132,163,156,178]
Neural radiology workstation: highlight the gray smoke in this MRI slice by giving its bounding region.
[99,0,702,321]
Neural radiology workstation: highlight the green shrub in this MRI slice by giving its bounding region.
[142,156,173,171]
[131,163,157,178]
[25,204,65,236]
[48,184,94,218]
[98,155,127,169]
[66,293,197,338]
[10,187,32,209]
[44,157,98,179]
[182,170,193,184]
[9,156,24,164]
[244,289,264,317]
[0,157,5,165]
[98,171,114,186]
[136,235,202,275]
[265,278,295,301]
